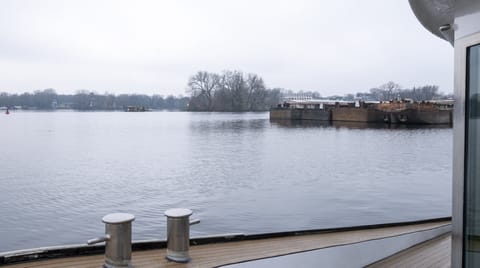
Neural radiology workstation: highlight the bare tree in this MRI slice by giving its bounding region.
[221,70,247,111]
[187,71,219,111]
[369,81,402,101]
[379,81,402,100]
[245,73,266,110]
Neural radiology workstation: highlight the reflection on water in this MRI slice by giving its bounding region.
[270,118,452,130]
[193,118,268,132]
[0,111,452,252]
[270,119,332,128]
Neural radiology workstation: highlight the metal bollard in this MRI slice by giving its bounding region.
[164,208,200,263]
[87,213,135,268]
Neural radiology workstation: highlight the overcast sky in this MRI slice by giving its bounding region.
[0,0,453,96]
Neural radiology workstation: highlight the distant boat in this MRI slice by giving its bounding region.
[125,106,149,112]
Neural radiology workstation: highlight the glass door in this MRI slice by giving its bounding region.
[464,43,480,266]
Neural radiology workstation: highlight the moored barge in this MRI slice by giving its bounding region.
[270,100,453,125]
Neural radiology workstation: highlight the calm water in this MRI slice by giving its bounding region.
[0,111,452,252]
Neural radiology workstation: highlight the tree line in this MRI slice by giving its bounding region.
[360,81,450,102]
[0,89,189,110]
[0,79,452,111]
[286,81,452,102]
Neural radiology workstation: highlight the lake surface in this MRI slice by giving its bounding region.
[0,111,452,252]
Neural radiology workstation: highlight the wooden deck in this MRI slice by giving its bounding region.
[368,233,451,268]
[3,221,450,268]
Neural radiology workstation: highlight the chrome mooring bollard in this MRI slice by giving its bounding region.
[164,208,200,263]
[87,213,135,268]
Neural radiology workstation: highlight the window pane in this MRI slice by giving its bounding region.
[465,44,480,266]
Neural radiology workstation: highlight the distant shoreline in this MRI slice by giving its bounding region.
[2,108,270,113]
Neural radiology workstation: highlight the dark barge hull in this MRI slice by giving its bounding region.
[270,107,453,125]
[270,108,331,121]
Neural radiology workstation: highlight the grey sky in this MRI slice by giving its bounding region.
[0,0,453,96]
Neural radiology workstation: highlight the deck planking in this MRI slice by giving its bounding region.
[3,221,450,268]
[367,233,451,268]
